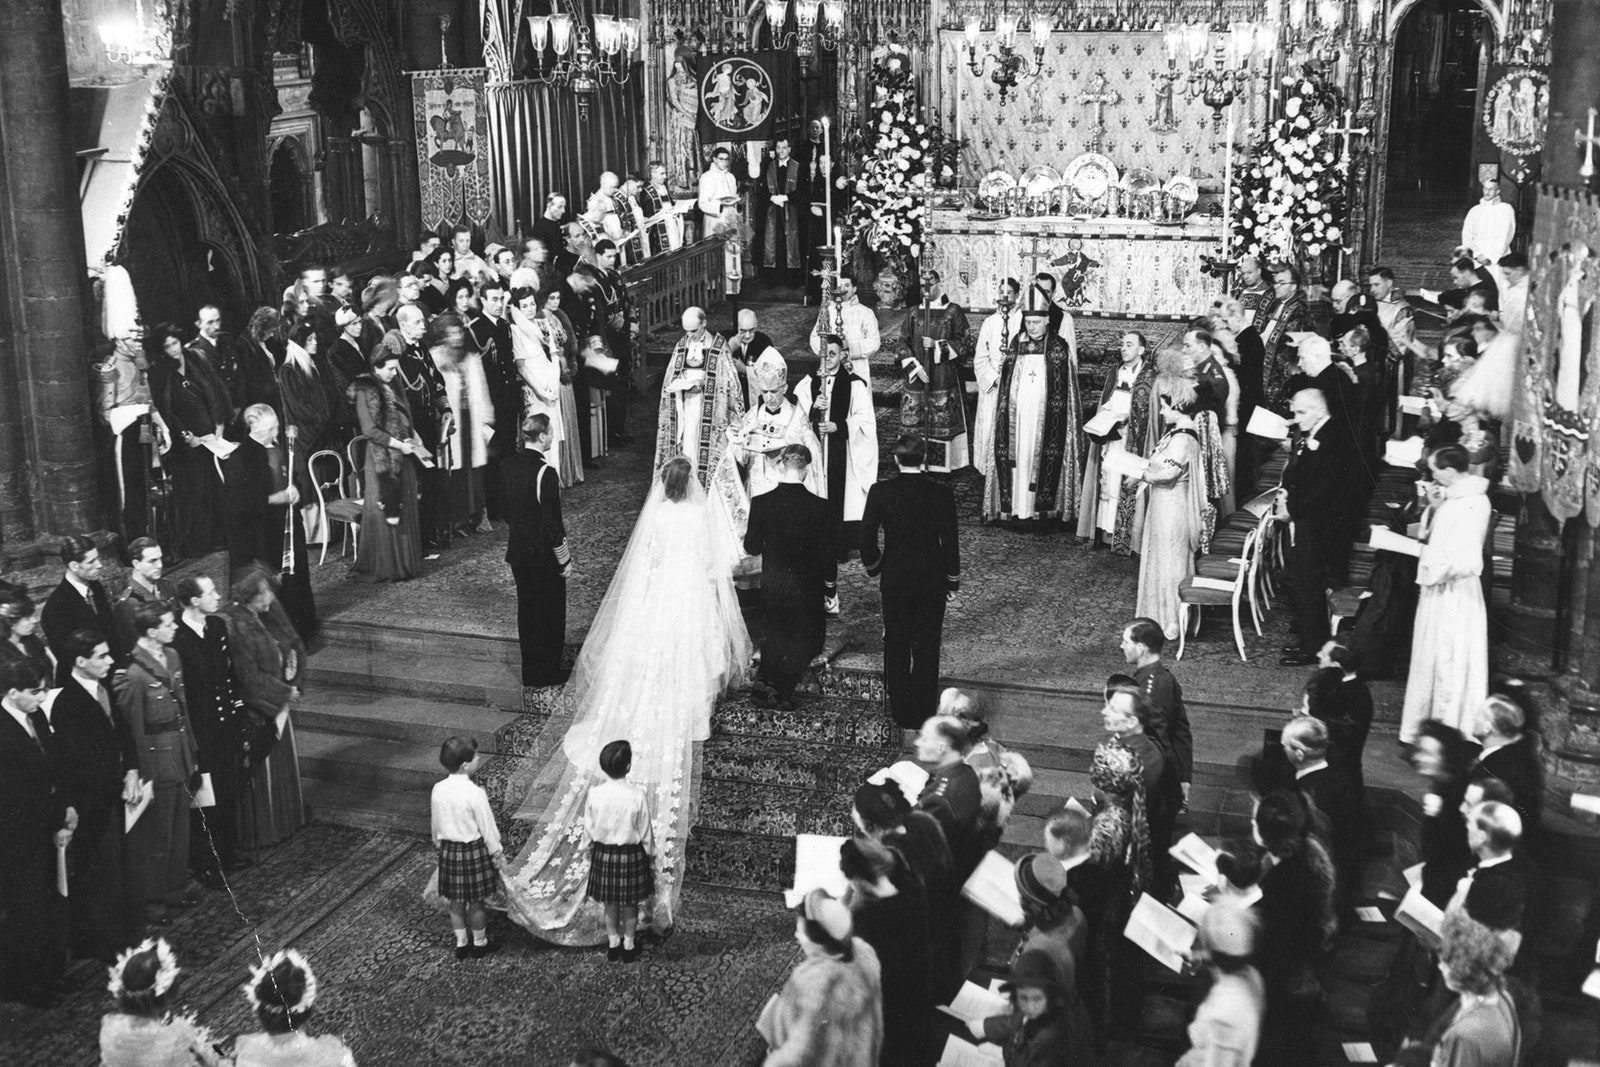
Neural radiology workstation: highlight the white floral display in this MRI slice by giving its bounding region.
[847,59,931,268]
[1231,74,1347,266]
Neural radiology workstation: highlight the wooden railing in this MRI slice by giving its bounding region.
[621,236,727,392]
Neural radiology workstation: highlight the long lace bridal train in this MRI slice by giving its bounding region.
[498,466,751,944]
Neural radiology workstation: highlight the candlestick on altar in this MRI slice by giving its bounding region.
[822,117,834,241]
[1222,101,1235,260]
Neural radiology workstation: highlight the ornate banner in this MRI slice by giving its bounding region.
[695,52,790,143]
[1510,184,1600,525]
[940,30,1269,187]
[411,68,494,233]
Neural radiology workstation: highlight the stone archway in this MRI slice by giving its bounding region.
[268,136,315,235]
[1363,0,1503,270]
[122,157,252,330]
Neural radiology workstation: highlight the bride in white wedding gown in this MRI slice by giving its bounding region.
[499,456,751,944]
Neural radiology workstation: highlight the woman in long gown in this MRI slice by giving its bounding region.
[509,287,564,466]
[1135,389,1206,642]
[501,456,751,944]
[535,285,584,486]
[348,351,423,582]
[221,568,306,850]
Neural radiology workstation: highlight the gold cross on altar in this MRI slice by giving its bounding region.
[1327,108,1371,169]
[1079,72,1122,153]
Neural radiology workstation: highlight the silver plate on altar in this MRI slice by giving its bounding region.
[1019,165,1063,199]
[1063,153,1119,204]
[977,168,1017,202]
[1163,174,1199,209]
[1123,168,1161,196]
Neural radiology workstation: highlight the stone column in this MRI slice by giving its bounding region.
[1505,494,1566,668]
[0,0,99,544]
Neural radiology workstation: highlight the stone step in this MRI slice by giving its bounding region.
[296,729,445,796]
[296,686,520,749]
[307,640,526,710]
[303,778,431,838]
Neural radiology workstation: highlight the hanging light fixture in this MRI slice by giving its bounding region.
[964,4,1052,106]
[99,0,173,69]
[766,0,844,66]
[527,4,642,120]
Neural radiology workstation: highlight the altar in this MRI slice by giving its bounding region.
[925,211,1227,318]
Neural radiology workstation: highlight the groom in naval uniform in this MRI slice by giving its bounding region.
[861,435,961,729]
[503,413,572,687]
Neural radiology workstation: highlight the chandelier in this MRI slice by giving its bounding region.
[963,9,1052,105]
[1162,19,1276,126]
[526,8,641,118]
[98,0,173,69]
[765,0,845,62]
[1274,0,1381,67]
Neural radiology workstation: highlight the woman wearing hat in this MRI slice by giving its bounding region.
[968,948,1074,1066]
[840,837,935,1067]
[235,949,355,1066]
[969,853,1092,1059]
[1177,902,1265,1066]
[757,889,884,1066]
[98,939,227,1066]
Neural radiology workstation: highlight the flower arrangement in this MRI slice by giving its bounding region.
[846,57,932,269]
[1231,74,1348,266]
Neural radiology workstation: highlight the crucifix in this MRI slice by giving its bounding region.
[1327,108,1371,170]
[1576,107,1600,179]
[1079,72,1123,153]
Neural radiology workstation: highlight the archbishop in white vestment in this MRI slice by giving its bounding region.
[653,306,746,488]
[709,351,824,579]
[1400,461,1490,743]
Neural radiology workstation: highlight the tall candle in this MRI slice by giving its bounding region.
[1222,101,1235,259]
[822,117,833,242]
[834,224,842,255]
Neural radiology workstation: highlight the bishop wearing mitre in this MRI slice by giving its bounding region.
[982,287,1083,528]
[653,306,746,487]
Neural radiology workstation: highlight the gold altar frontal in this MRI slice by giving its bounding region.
[925,210,1227,319]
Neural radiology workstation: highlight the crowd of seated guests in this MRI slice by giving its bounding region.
[0,535,306,1012]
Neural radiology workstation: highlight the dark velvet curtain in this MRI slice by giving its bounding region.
[486,0,646,240]
[487,76,644,239]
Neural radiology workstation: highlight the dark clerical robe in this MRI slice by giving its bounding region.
[983,331,1082,523]
[900,298,971,471]
[761,154,806,271]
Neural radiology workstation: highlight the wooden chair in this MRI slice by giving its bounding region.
[309,449,361,564]
[1177,525,1257,662]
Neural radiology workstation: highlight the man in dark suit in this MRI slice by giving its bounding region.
[861,435,961,729]
[392,304,450,555]
[1450,800,1533,934]
[531,193,569,268]
[41,535,119,681]
[0,658,75,1007]
[469,280,520,522]
[1283,715,1364,915]
[50,630,144,962]
[1470,694,1543,836]
[744,445,834,710]
[225,404,315,641]
[1279,387,1366,666]
[502,414,571,687]
[117,602,200,926]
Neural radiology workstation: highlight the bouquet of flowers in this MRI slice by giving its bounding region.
[1231,74,1348,265]
[846,56,932,269]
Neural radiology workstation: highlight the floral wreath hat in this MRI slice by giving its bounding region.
[243,948,318,1018]
[107,937,181,1000]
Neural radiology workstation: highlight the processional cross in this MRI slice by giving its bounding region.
[1327,108,1371,169]
[1079,72,1122,153]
